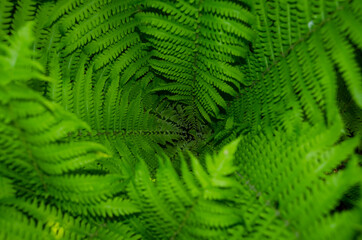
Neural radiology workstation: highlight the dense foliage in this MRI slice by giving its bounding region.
[0,0,361,239]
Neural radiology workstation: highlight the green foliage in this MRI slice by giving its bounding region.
[128,139,243,239]
[0,24,139,239]
[140,0,254,123]
[234,121,360,239]
[0,0,361,239]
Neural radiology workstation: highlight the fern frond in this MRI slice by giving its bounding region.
[1,1,361,239]
[0,24,140,240]
[139,0,254,122]
[128,139,244,239]
[10,0,37,34]
[0,0,14,41]
[233,120,361,239]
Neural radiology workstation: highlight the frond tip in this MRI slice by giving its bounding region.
[128,138,244,239]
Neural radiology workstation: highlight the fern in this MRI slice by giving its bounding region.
[1,0,361,240]
[0,25,139,239]
[128,139,243,239]
[234,120,360,239]
[140,0,255,124]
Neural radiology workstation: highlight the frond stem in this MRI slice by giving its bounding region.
[246,2,351,91]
